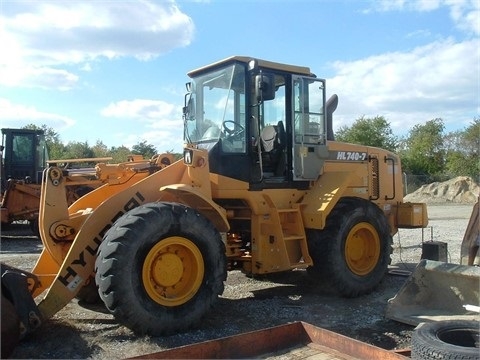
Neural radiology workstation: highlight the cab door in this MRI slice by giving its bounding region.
[292,76,329,181]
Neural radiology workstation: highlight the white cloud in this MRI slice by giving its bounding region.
[328,38,478,134]
[101,99,177,121]
[108,128,183,153]
[0,1,195,88]
[447,0,480,35]
[138,130,184,153]
[366,0,479,35]
[364,0,440,13]
[100,98,184,152]
[354,0,479,134]
[0,98,75,128]
[0,64,77,90]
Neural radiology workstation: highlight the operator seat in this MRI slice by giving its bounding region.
[260,126,277,152]
[260,121,286,176]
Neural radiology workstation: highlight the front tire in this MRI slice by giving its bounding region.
[95,202,227,335]
[307,197,392,297]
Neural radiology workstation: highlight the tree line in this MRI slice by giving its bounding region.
[25,116,479,186]
[24,123,176,164]
[335,116,479,186]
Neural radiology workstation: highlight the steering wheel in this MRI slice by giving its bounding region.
[222,120,245,138]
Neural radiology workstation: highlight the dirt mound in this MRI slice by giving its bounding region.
[404,176,480,204]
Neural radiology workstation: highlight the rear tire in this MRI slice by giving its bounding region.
[307,197,392,297]
[411,320,480,360]
[95,202,227,335]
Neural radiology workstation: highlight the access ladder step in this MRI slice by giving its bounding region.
[276,207,312,267]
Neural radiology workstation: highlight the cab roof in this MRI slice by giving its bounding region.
[187,56,313,78]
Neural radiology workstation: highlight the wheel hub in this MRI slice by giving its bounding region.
[143,237,204,306]
[152,253,184,287]
[345,222,380,276]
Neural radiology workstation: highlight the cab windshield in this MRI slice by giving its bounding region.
[184,63,246,152]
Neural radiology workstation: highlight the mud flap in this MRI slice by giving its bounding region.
[1,263,43,337]
[386,259,480,326]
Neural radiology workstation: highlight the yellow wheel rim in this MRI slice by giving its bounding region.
[344,222,381,276]
[142,237,204,307]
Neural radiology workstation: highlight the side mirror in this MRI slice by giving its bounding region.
[183,94,195,121]
[255,73,275,102]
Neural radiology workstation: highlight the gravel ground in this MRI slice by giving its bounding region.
[0,203,475,359]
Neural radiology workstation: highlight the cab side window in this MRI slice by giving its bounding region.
[293,76,326,145]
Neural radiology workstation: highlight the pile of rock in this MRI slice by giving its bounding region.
[404,176,479,204]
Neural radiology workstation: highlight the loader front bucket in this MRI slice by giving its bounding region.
[1,263,43,357]
[1,291,20,358]
[386,259,480,326]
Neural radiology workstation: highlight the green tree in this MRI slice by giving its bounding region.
[335,115,398,152]
[131,140,157,159]
[464,118,480,151]
[444,119,480,180]
[91,140,110,159]
[23,123,59,143]
[22,123,66,159]
[63,141,95,159]
[108,145,132,163]
[399,118,445,178]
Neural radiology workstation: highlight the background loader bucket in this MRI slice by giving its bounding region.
[460,198,479,266]
[386,259,480,326]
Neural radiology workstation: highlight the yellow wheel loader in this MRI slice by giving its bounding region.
[1,128,50,234]
[1,56,428,351]
[0,128,114,236]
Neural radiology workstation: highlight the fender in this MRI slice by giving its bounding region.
[300,171,352,229]
[160,184,230,232]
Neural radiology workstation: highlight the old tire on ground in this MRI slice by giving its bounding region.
[306,197,392,297]
[95,202,227,336]
[1,292,21,359]
[411,320,480,360]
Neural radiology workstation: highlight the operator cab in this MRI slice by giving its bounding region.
[1,128,48,189]
[183,56,329,189]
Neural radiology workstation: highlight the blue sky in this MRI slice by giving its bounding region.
[0,0,478,154]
